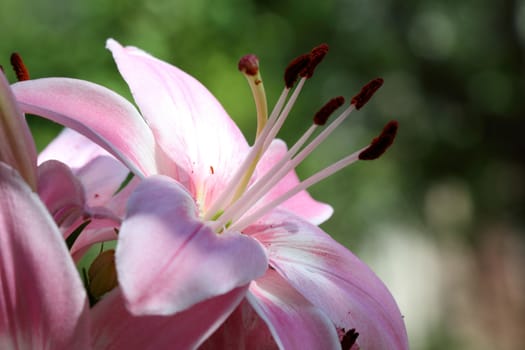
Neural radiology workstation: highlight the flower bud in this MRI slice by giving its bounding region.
[88,249,118,299]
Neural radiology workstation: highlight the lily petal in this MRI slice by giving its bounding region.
[91,286,247,350]
[12,77,159,177]
[0,163,89,349]
[255,139,333,225]
[106,39,249,201]
[116,175,268,315]
[39,127,115,169]
[69,177,140,261]
[247,269,340,350]
[247,209,409,350]
[37,160,85,233]
[71,227,118,262]
[39,128,129,207]
[0,72,37,189]
[74,155,129,208]
[200,299,277,350]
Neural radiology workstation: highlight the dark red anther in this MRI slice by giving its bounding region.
[359,120,398,160]
[303,43,329,78]
[238,54,259,76]
[10,53,30,81]
[313,96,345,125]
[351,78,384,110]
[284,53,311,88]
[340,328,359,350]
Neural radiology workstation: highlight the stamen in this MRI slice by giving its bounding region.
[215,102,354,231]
[227,77,305,212]
[209,47,390,235]
[261,77,306,151]
[10,53,30,81]
[208,78,302,225]
[284,54,310,88]
[203,86,290,221]
[358,120,398,160]
[303,43,329,78]
[340,328,359,350]
[351,78,384,110]
[239,54,268,139]
[229,149,357,231]
[228,119,396,232]
[314,96,345,125]
[284,44,329,87]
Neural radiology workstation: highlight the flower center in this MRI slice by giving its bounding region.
[204,45,397,233]
[86,249,118,306]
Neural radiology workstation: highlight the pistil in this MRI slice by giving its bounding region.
[228,55,271,208]
[204,85,290,221]
[238,54,268,140]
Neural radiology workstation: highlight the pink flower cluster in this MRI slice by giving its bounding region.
[0,40,408,349]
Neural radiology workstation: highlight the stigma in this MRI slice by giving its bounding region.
[205,45,397,233]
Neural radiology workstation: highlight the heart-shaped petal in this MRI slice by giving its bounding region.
[116,175,268,315]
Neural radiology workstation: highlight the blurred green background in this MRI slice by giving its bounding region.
[2,0,524,348]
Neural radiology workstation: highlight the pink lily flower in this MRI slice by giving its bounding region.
[1,57,130,260]
[12,40,409,349]
[0,161,252,349]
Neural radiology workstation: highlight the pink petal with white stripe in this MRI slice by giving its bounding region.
[107,39,249,204]
[247,269,340,350]
[116,175,267,315]
[246,209,409,350]
[12,77,160,177]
